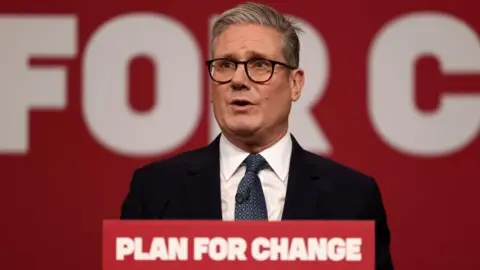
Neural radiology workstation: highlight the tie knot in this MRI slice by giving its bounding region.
[245,154,267,173]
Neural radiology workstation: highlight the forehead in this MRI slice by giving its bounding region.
[212,24,284,60]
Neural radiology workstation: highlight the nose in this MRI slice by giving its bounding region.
[230,63,248,87]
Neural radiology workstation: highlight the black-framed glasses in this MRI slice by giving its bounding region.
[205,57,297,83]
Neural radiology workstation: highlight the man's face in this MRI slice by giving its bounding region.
[210,24,304,139]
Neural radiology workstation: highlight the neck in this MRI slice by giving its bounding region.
[222,125,289,153]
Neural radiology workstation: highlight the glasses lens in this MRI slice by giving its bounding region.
[210,59,235,82]
[247,59,273,82]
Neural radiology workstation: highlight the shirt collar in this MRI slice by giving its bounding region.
[219,132,292,182]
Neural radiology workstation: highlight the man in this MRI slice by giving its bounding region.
[120,2,394,269]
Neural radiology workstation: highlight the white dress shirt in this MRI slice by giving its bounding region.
[219,132,292,221]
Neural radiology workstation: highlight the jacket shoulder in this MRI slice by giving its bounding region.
[301,149,378,190]
[135,144,211,177]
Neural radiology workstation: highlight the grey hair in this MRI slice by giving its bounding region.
[210,2,303,68]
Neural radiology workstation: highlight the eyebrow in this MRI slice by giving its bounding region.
[216,51,271,60]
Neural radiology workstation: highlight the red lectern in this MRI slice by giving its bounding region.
[103,220,374,270]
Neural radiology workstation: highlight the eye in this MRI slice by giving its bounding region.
[222,61,234,68]
[250,59,271,69]
[214,60,235,70]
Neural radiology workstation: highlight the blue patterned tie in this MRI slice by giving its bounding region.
[234,154,268,220]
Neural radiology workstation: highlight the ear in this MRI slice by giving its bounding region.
[290,69,304,102]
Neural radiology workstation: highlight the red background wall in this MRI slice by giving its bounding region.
[1,0,479,269]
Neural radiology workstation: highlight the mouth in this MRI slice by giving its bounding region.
[230,99,253,107]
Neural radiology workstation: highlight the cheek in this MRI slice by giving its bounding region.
[260,83,290,110]
[211,87,226,105]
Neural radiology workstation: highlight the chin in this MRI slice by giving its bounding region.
[225,122,260,137]
[219,115,262,137]
[229,127,257,137]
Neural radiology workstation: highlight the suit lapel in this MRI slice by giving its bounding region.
[183,135,223,219]
[282,135,324,220]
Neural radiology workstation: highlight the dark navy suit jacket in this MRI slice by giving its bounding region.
[120,134,394,270]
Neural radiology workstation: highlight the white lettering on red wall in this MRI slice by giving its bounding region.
[369,12,480,157]
[0,16,76,154]
[83,13,202,156]
[0,12,478,157]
